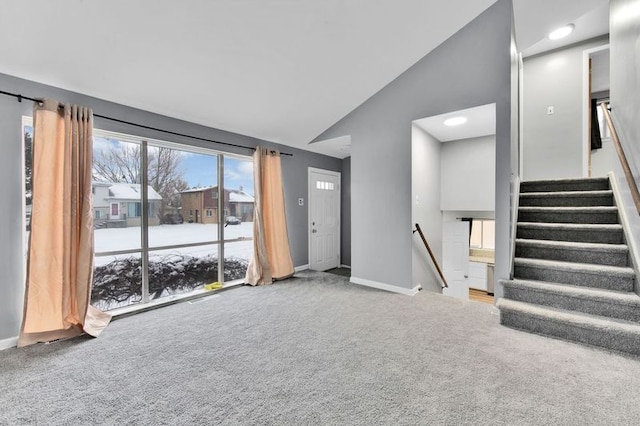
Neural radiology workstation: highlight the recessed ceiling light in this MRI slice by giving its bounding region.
[444,116,467,126]
[548,24,574,41]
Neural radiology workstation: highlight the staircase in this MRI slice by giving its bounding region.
[497,177,640,355]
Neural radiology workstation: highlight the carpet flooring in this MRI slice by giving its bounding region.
[2,270,640,425]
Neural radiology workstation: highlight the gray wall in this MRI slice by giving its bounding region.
[341,156,351,267]
[0,72,342,343]
[522,36,609,180]
[313,0,514,292]
[440,135,496,211]
[411,125,442,292]
[610,0,640,187]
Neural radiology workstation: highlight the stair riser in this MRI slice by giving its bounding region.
[503,286,640,323]
[513,265,634,292]
[519,195,613,207]
[515,245,629,267]
[500,308,640,356]
[517,211,619,224]
[520,180,610,193]
[516,227,624,244]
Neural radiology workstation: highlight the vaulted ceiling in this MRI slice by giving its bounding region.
[0,1,609,158]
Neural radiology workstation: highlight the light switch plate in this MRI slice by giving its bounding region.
[547,106,554,115]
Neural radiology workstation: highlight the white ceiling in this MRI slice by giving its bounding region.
[0,1,610,158]
[414,104,496,142]
[514,0,609,58]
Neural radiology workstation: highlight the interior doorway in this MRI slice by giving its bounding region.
[411,103,497,302]
[583,44,614,177]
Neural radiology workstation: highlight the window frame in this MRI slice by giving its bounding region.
[22,116,255,313]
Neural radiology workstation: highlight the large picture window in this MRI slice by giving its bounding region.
[23,119,254,312]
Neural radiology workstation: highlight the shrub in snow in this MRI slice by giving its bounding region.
[92,254,248,310]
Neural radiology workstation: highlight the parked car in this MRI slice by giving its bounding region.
[161,213,184,224]
[225,215,241,226]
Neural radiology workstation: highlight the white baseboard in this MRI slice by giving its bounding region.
[0,336,18,351]
[340,264,351,269]
[294,264,309,273]
[350,276,421,296]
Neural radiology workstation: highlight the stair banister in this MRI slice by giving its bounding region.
[413,223,448,288]
[510,177,521,279]
[600,102,640,215]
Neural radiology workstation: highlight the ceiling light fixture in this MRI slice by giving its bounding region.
[444,116,467,126]
[548,24,574,40]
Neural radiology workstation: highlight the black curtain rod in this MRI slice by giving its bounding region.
[0,89,293,156]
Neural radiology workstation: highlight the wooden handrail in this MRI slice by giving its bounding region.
[413,223,448,288]
[600,102,640,214]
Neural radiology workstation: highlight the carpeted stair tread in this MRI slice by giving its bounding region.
[515,239,629,267]
[501,279,640,323]
[515,238,628,253]
[516,222,623,244]
[519,190,613,207]
[517,206,619,224]
[514,258,633,276]
[520,177,610,193]
[514,258,635,292]
[502,176,640,355]
[497,298,640,355]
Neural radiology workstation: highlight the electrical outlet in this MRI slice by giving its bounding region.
[298,198,304,206]
[547,106,554,115]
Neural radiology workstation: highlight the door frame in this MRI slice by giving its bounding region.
[308,167,341,270]
[582,43,610,177]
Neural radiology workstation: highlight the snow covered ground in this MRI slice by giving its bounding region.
[94,222,254,266]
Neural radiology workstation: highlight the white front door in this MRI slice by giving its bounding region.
[309,168,340,271]
[442,221,470,300]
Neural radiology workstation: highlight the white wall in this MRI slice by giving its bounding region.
[591,137,618,177]
[411,125,442,292]
[441,135,495,211]
[610,0,640,296]
[522,36,609,180]
[611,0,640,186]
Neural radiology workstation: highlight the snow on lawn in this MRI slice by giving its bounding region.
[94,222,254,266]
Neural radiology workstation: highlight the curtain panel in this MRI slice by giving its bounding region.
[19,99,111,347]
[245,147,294,285]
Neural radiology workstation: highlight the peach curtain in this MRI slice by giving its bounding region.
[18,99,111,347]
[245,147,294,285]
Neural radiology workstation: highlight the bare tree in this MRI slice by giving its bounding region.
[93,143,188,217]
[93,143,142,183]
[148,147,189,216]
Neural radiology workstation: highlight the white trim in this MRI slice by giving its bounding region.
[340,264,351,269]
[518,53,524,178]
[608,172,640,286]
[350,276,421,296]
[0,337,18,351]
[582,44,610,178]
[307,167,341,271]
[294,264,309,273]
